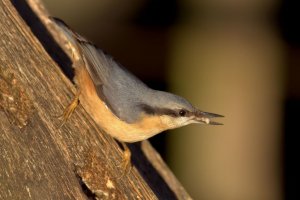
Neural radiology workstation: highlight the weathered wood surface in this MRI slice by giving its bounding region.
[0,0,192,199]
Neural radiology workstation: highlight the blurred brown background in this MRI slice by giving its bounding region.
[42,0,299,199]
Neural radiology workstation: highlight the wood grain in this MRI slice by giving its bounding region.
[0,0,192,199]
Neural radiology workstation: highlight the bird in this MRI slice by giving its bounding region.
[52,17,223,174]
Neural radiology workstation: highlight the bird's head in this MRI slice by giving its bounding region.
[140,91,223,130]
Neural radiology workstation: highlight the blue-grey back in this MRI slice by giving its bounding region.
[79,42,154,123]
[53,17,195,123]
[79,43,195,123]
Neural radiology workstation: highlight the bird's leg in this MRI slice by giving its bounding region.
[119,142,132,176]
[59,90,81,127]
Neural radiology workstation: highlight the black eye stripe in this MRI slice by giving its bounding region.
[139,104,191,117]
[139,104,155,115]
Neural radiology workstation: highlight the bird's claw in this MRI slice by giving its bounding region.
[58,91,80,127]
[117,142,132,178]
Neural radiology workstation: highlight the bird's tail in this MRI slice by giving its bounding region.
[50,17,89,43]
[50,17,92,62]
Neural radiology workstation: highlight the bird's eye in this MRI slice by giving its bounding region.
[179,109,187,116]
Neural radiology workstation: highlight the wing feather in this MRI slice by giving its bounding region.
[53,17,151,123]
[77,41,151,123]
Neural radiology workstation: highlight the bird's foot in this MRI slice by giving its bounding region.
[118,142,132,178]
[59,90,80,127]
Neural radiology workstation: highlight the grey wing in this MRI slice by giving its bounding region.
[77,41,150,123]
[52,17,150,122]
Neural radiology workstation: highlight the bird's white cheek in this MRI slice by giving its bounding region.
[178,118,193,127]
[159,116,178,129]
[160,116,191,130]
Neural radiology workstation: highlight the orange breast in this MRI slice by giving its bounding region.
[74,66,168,143]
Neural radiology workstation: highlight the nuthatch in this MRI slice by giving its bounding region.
[53,18,223,173]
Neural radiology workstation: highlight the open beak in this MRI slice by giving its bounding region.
[194,110,224,125]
